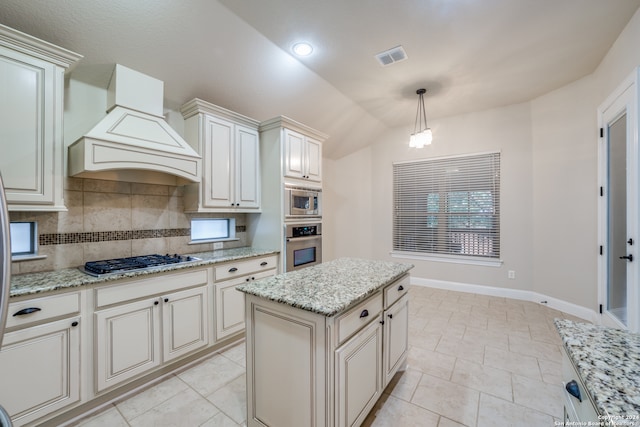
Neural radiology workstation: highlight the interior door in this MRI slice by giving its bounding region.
[599,69,639,332]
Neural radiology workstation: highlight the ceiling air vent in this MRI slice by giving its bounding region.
[374,45,408,66]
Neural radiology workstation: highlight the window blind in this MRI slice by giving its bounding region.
[393,152,500,259]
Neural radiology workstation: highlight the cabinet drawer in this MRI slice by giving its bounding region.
[336,293,383,345]
[96,268,210,308]
[562,349,599,422]
[384,275,409,309]
[214,255,278,281]
[5,292,80,329]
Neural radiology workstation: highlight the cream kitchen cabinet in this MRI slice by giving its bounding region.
[94,268,210,392]
[382,276,409,387]
[0,292,81,426]
[283,128,323,183]
[182,98,261,212]
[0,24,81,211]
[214,254,278,341]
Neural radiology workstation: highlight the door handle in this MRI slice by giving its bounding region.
[620,254,634,262]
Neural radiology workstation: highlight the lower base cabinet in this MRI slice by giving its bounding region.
[246,274,410,427]
[0,317,81,426]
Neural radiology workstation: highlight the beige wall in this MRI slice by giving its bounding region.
[326,7,640,314]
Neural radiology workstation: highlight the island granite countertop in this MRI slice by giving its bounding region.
[10,247,279,298]
[554,319,640,420]
[236,257,413,316]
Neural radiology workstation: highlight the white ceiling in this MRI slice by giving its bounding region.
[1,0,639,158]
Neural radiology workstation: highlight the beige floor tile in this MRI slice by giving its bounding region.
[128,388,219,427]
[508,335,562,362]
[206,374,247,424]
[450,359,513,401]
[116,375,189,421]
[410,329,443,351]
[437,416,467,427]
[177,353,245,396]
[75,406,129,427]
[538,358,562,385]
[412,374,479,426]
[449,311,489,329]
[512,374,564,417]
[220,342,247,368]
[407,346,457,380]
[477,392,555,426]
[385,367,423,401]
[200,411,242,427]
[364,394,440,427]
[436,335,486,364]
[463,327,509,350]
[483,345,542,381]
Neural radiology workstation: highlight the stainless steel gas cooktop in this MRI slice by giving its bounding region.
[80,254,200,277]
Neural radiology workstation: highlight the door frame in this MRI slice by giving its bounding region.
[597,68,640,332]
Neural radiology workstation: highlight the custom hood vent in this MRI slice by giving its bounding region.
[68,65,201,185]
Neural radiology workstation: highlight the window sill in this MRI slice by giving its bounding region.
[12,254,47,262]
[188,238,239,245]
[390,251,503,267]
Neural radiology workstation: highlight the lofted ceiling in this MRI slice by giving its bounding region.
[1,0,639,159]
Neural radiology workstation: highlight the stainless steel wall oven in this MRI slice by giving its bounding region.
[285,223,322,272]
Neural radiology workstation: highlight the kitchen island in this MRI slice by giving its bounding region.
[237,258,413,427]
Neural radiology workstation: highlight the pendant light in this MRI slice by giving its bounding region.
[409,88,432,148]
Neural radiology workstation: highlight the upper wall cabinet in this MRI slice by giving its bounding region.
[181,99,261,213]
[261,116,327,188]
[0,24,82,211]
[283,129,323,183]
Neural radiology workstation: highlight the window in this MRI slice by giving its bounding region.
[190,218,236,243]
[393,152,500,263]
[10,222,37,256]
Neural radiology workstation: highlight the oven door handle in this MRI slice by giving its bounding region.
[286,235,321,242]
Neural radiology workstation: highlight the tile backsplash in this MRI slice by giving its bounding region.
[9,178,248,274]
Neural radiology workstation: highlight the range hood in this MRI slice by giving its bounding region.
[68,64,201,185]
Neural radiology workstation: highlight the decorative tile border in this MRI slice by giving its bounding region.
[39,226,246,246]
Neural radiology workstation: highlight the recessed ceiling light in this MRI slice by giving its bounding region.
[292,42,313,57]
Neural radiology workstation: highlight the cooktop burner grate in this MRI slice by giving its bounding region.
[82,254,199,276]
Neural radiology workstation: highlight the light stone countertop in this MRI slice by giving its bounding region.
[554,319,640,421]
[9,247,279,298]
[236,257,413,316]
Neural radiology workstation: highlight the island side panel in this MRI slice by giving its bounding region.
[245,294,327,427]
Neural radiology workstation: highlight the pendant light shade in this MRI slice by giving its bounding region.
[409,88,432,148]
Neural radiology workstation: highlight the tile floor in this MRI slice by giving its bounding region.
[72,286,582,427]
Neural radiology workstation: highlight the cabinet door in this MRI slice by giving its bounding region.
[95,298,161,392]
[235,125,260,209]
[203,115,235,208]
[335,318,383,427]
[383,294,409,386]
[0,317,80,425]
[215,270,275,341]
[305,137,323,182]
[0,46,64,210]
[283,129,305,179]
[162,286,209,362]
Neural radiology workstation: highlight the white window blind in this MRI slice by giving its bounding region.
[393,152,500,259]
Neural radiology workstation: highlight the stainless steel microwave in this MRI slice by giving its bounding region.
[285,187,321,218]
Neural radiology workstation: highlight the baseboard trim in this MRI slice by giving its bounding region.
[411,277,599,323]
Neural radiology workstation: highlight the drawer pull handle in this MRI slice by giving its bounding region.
[398,285,404,291]
[13,307,41,316]
[71,321,79,327]
[260,262,268,266]
[229,267,238,273]
[359,309,369,318]
[566,380,582,402]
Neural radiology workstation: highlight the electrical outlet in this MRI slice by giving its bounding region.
[508,270,516,279]
[213,242,223,250]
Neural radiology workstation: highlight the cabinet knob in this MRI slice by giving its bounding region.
[164,298,169,303]
[565,380,582,402]
[154,301,159,306]
[359,309,369,318]
[379,320,385,325]
[246,278,250,282]
[398,285,404,291]
[388,313,393,319]
[71,321,79,327]
[13,307,41,316]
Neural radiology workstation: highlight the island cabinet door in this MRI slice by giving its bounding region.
[383,294,409,387]
[335,317,383,427]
